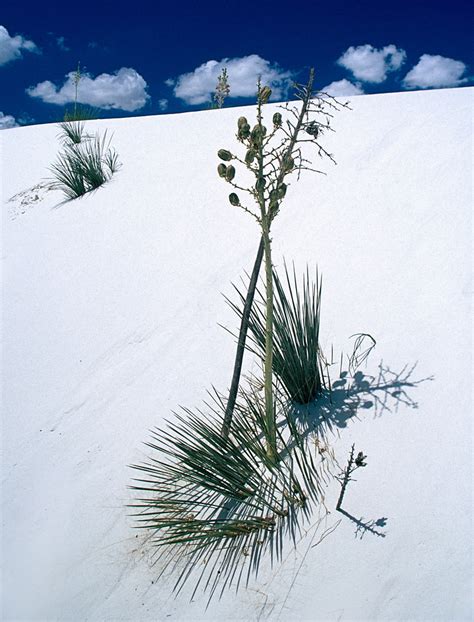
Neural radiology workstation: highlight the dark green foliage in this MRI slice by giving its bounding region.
[130,387,331,598]
[63,104,98,122]
[58,121,88,145]
[50,131,121,200]
[217,163,227,177]
[50,149,88,199]
[229,263,325,404]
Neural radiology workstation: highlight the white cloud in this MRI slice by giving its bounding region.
[168,55,293,105]
[402,54,468,89]
[0,25,39,66]
[56,36,70,52]
[158,98,168,111]
[0,111,19,129]
[27,67,150,112]
[321,79,364,97]
[337,44,406,83]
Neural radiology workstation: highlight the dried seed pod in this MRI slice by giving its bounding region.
[305,121,319,137]
[245,149,256,165]
[237,116,248,128]
[273,112,282,127]
[277,183,287,198]
[217,163,227,177]
[225,165,235,182]
[259,86,272,104]
[255,176,266,192]
[250,124,266,147]
[229,192,240,206]
[238,123,251,139]
[218,149,233,161]
[282,154,294,172]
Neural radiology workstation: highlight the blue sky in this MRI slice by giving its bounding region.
[1,0,472,128]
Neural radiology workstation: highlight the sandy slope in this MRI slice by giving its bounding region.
[1,87,472,621]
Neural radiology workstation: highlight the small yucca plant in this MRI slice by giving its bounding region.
[63,104,98,122]
[212,67,230,109]
[228,263,326,404]
[50,131,120,200]
[58,120,89,145]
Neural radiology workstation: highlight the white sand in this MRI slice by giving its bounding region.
[1,86,472,621]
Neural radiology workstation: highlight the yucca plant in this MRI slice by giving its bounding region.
[131,70,348,598]
[50,131,120,200]
[228,263,325,404]
[61,62,99,122]
[50,148,88,200]
[212,67,230,109]
[63,105,98,122]
[217,70,349,452]
[58,120,88,145]
[130,385,334,599]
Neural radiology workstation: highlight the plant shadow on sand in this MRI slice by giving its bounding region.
[133,356,433,602]
[290,359,433,541]
[292,359,432,434]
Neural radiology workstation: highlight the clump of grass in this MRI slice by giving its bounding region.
[130,386,333,599]
[58,120,89,145]
[228,263,326,405]
[50,131,121,200]
[63,104,98,122]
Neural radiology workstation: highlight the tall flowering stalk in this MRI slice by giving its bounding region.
[217,69,348,457]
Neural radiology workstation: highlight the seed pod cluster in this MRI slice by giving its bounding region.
[305,121,319,137]
[237,116,251,140]
[218,149,233,161]
[270,183,287,201]
[250,124,266,148]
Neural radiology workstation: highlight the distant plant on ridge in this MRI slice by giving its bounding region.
[62,62,99,121]
[212,67,230,109]
[63,105,98,122]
